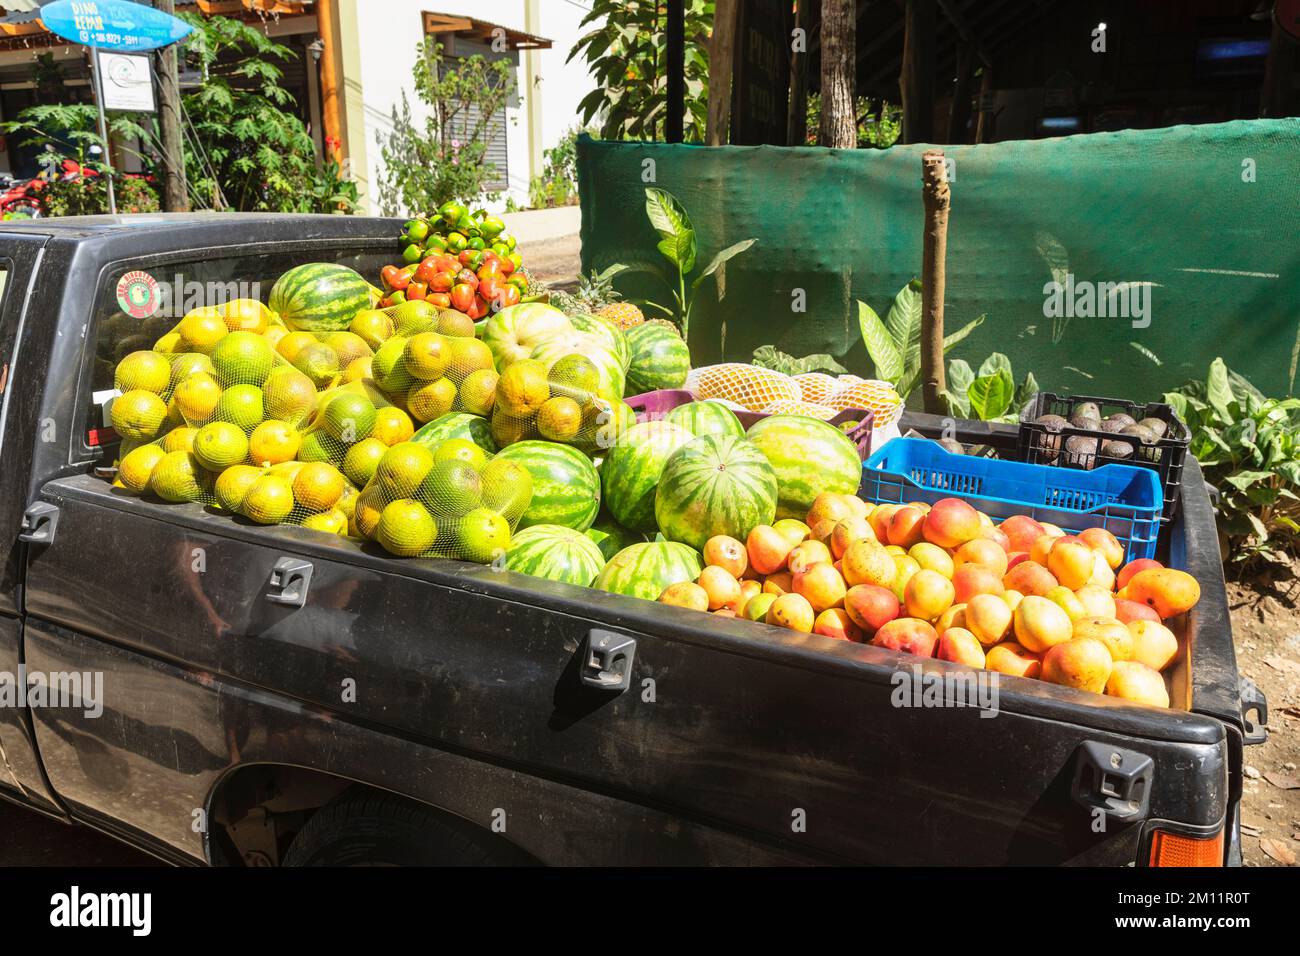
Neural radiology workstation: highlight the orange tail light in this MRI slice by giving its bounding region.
[1148,829,1224,866]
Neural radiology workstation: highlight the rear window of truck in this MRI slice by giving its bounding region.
[85,244,391,455]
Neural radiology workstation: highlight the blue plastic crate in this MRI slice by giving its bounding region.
[860,438,1162,562]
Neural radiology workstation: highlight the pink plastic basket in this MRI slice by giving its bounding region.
[624,389,875,461]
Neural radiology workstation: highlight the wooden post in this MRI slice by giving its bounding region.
[920,149,949,414]
[900,0,936,144]
[156,0,189,212]
[317,0,346,158]
[946,43,975,144]
[786,0,809,146]
[1261,15,1297,118]
[666,0,686,142]
[974,64,993,143]
[818,0,856,148]
[707,0,739,145]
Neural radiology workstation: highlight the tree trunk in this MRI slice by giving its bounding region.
[156,0,189,212]
[786,0,810,146]
[707,0,740,145]
[920,149,950,414]
[900,0,936,144]
[818,0,856,148]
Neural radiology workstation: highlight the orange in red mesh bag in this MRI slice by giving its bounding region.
[689,363,801,412]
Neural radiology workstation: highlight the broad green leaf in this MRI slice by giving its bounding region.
[947,359,974,395]
[977,352,1011,379]
[1206,357,1235,425]
[941,388,970,418]
[885,279,923,354]
[644,187,696,273]
[752,346,847,376]
[1016,372,1040,412]
[858,300,903,384]
[1223,471,1275,490]
[691,238,756,299]
[941,314,986,353]
[968,370,1014,421]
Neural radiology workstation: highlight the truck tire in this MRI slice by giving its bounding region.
[283,789,533,866]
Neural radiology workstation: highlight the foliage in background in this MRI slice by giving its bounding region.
[629,187,755,347]
[179,14,354,212]
[752,346,847,376]
[526,125,586,209]
[378,37,516,217]
[943,353,1039,422]
[857,280,984,401]
[804,95,902,148]
[1165,359,1300,568]
[569,0,713,142]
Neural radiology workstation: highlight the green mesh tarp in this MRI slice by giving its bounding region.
[576,121,1300,400]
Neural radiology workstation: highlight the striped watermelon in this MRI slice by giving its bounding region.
[412,412,498,453]
[494,440,600,530]
[599,421,694,533]
[532,333,626,401]
[270,263,373,332]
[584,516,649,562]
[483,302,574,368]
[666,400,744,440]
[570,311,631,371]
[625,324,690,394]
[655,435,778,551]
[746,414,862,519]
[593,541,703,603]
[504,524,606,586]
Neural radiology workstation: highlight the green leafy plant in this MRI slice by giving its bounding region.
[857,280,985,401]
[752,346,848,376]
[942,353,1039,422]
[569,0,713,141]
[377,37,516,216]
[1165,358,1300,568]
[632,187,756,347]
[179,13,355,212]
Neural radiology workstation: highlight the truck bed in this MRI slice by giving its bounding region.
[16,447,1241,865]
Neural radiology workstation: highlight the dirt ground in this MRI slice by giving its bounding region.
[1228,558,1300,866]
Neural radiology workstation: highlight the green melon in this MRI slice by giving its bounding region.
[585,516,649,562]
[655,434,778,551]
[746,414,862,519]
[494,440,601,530]
[624,323,690,394]
[592,541,704,603]
[412,412,498,454]
[666,400,744,440]
[503,524,606,587]
[599,420,694,533]
[270,263,373,332]
[570,311,631,371]
[531,333,626,401]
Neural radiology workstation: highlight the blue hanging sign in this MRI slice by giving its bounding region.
[41,0,194,52]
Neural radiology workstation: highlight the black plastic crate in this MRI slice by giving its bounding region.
[1015,392,1190,522]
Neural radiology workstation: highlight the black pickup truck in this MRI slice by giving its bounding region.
[0,215,1265,866]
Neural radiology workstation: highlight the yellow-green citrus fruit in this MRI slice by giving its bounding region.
[111,389,168,440]
[248,419,302,466]
[149,451,208,503]
[241,475,295,524]
[118,443,166,492]
[193,421,250,471]
[213,384,264,431]
[114,350,172,394]
[431,437,488,471]
[457,507,511,564]
[214,464,263,513]
[302,509,348,535]
[171,372,222,423]
[404,332,450,381]
[375,499,437,557]
[323,392,377,443]
[292,462,346,512]
[375,442,434,497]
[343,437,388,487]
[209,330,276,387]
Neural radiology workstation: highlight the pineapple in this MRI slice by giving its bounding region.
[554,267,646,331]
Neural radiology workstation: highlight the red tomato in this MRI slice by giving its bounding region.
[450,282,476,312]
[433,254,459,274]
[500,284,521,307]
[458,249,477,267]
[429,270,455,293]
[477,274,504,303]
[380,265,407,291]
[455,268,479,289]
[406,281,428,301]
[477,260,502,282]
[497,255,515,276]
[428,292,451,309]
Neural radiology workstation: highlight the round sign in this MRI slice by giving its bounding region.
[116,270,159,318]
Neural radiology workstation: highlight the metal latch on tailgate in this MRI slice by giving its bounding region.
[1071,740,1154,822]
[1239,676,1268,746]
[18,502,59,546]
[266,557,313,609]
[580,630,636,692]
